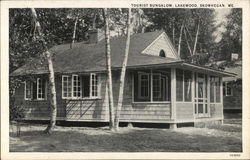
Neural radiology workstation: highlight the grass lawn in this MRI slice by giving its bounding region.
[9,121,242,152]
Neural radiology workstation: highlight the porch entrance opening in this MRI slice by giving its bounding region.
[194,73,209,118]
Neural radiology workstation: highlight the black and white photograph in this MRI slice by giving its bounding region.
[1,0,249,159]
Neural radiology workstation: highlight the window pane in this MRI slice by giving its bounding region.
[72,75,81,98]
[37,78,45,99]
[91,74,98,97]
[227,82,232,95]
[198,104,203,113]
[223,82,226,95]
[25,80,32,99]
[140,74,149,98]
[184,71,192,101]
[176,69,183,101]
[216,78,221,102]
[62,76,72,98]
[153,74,161,101]
[134,71,151,102]
[210,78,215,103]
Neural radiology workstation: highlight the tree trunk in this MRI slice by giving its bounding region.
[103,8,115,130]
[183,27,193,57]
[172,20,175,47]
[30,8,57,134]
[114,8,131,131]
[177,23,184,57]
[193,20,200,56]
[70,14,79,49]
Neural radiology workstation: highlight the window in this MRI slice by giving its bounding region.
[138,73,150,99]
[25,80,32,100]
[159,50,166,57]
[176,69,183,101]
[62,73,100,99]
[210,77,221,103]
[153,74,161,99]
[24,78,46,100]
[223,81,233,96]
[91,73,98,97]
[184,71,192,101]
[62,76,72,98]
[176,69,192,102]
[134,70,170,102]
[72,75,81,98]
[37,78,46,100]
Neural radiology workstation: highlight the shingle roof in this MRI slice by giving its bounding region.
[223,60,242,81]
[11,31,182,76]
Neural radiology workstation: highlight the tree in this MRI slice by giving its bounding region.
[30,8,57,134]
[103,8,115,130]
[9,8,102,122]
[215,8,242,60]
[143,8,217,65]
[114,8,131,131]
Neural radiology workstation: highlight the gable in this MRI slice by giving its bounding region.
[141,32,179,59]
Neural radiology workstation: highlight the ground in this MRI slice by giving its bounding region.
[9,116,242,152]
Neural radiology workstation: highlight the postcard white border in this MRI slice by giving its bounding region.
[1,0,250,159]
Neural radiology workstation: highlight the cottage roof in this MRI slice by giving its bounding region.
[223,60,242,81]
[11,31,235,77]
[12,31,181,76]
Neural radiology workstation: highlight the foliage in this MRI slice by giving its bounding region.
[143,8,217,64]
[9,102,25,121]
[215,8,242,60]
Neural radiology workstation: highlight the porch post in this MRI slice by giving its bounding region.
[207,75,211,117]
[171,68,176,120]
[220,77,224,120]
[192,72,195,119]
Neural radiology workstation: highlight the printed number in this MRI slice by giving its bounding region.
[230,154,240,157]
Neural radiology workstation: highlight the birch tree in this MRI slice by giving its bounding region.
[103,8,115,130]
[114,8,131,131]
[177,23,184,56]
[30,8,57,134]
[70,13,79,49]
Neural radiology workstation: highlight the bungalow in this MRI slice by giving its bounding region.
[222,59,242,113]
[11,30,235,128]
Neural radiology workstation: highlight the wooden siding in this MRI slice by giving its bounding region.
[223,82,242,110]
[65,73,108,121]
[210,103,223,118]
[120,103,171,122]
[14,69,223,123]
[13,76,65,119]
[142,33,177,59]
[111,70,171,122]
[176,103,194,120]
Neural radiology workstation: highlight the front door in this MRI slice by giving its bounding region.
[194,73,209,118]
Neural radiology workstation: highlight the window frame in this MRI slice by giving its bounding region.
[176,69,192,102]
[152,73,162,99]
[138,72,150,100]
[61,73,101,100]
[210,76,221,103]
[90,73,99,98]
[37,78,46,100]
[134,70,170,103]
[62,75,72,99]
[24,78,47,101]
[72,74,82,99]
[223,81,233,96]
[24,80,32,100]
